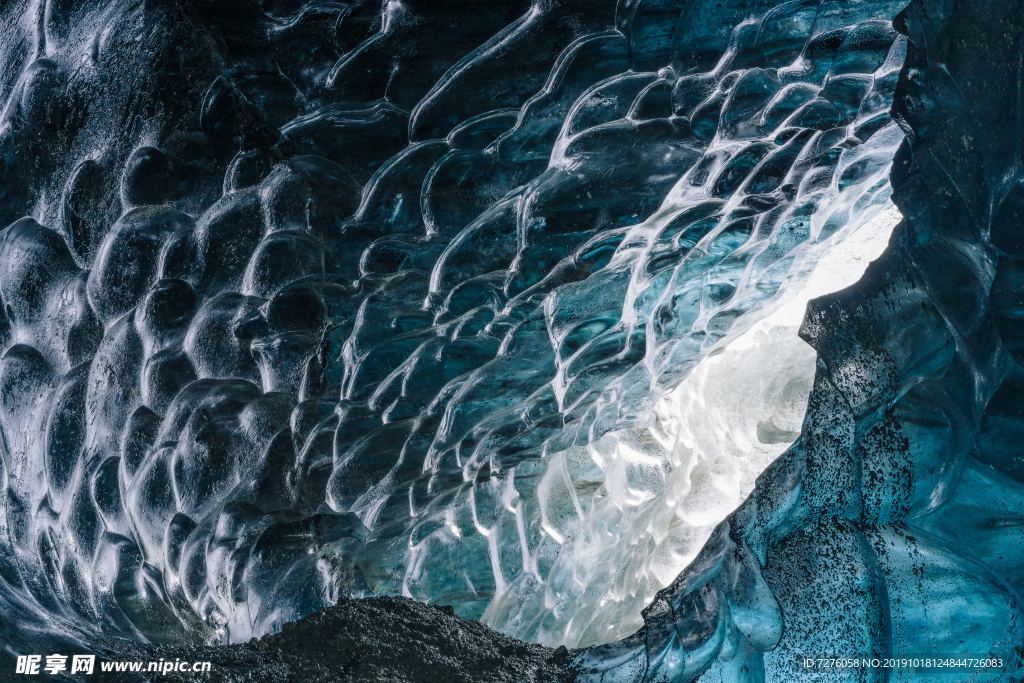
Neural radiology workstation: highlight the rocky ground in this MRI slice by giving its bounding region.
[101,597,577,682]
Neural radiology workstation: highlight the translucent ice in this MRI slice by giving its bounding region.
[572,0,1024,678]
[6,2,995,677]
[484,203,902,648]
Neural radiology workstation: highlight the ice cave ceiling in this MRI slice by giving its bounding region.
[0,0,1021,680]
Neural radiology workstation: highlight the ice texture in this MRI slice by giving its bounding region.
[571,0,1024,679]
[487,203,902,648]
[0,0,1015,678]
[0,0,905,652]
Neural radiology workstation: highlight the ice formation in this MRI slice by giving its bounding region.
[0,0,909,649]
[572,1,1024,678]
[0,0,1021,680]
[486,202,902,648]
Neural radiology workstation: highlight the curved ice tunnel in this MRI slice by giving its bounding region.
[7,0,1018,679]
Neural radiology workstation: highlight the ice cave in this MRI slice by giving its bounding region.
[0,0,1020,680]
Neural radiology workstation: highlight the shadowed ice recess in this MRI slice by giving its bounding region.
[0,0,934,666]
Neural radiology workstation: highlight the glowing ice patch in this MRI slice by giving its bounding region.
[483,202,902,648]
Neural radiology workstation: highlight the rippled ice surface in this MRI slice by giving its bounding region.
[0,0,908,652]
[488,202,902,647]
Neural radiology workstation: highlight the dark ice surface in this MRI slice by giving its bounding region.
[0,0,1022,680]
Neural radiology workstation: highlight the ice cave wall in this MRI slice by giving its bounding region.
[0,0,914,658]
[0,0,1020,681]
[573,0,1024,679]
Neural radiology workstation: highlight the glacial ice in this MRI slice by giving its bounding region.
[0,0,907,649]
[485,202,902,648]
[0,0,1021,680]
[571,0,1024,679]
